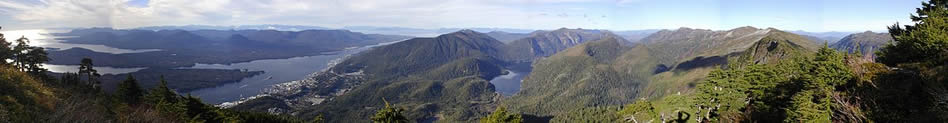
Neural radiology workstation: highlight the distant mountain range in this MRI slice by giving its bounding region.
[789,30,856,44]
[502,28,628,62]
[135,25,536,37]
[51,25,880,122]
[830,31,894,58]
[51,28,409,67]
[134,25,665,39]
[136,24,330,31]
[230,26,831,122]
[614,29,661,42]
[234,30,509,122]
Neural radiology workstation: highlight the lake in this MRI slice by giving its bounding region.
[188,40,405,104]
[489,62,532,97]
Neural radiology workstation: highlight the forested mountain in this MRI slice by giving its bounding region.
[504,37,654,120]
[830,31,894,58]
[5,0,947,122]
[616,1,948,122]
[44,28,410,94]
[52,28,408,68]
[136,24,330,31]
[503,28,627,62]
[500,26,822,122]
[233,30,509,122]
[0,27,306,122]
[642,27,820,98]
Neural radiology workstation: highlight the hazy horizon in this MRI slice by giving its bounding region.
[0,0,927,32]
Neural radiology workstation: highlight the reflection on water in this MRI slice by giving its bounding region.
[489,63,532,97]
[43,64,147,75]
[189,40,406,104]
[0,29,161,54]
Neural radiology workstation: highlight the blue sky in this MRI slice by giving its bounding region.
[0,0,928,32]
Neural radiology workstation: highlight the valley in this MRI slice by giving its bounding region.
[0,0,942,122]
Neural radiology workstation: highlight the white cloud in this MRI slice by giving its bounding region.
[0,0,618,30]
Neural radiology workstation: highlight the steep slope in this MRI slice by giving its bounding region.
[504,37,655,118]
[233,30,509,122]
[503,28,627,62]
[643,27,821,98]
[830,31,894,58]
[0,66,58,122]
[641,26,775,66]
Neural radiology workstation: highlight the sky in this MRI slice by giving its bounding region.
[0,0,929,32]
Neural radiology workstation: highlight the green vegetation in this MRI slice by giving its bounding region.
[505,37,654,118]
[243,30,508,122]
[0,27,50,77]
[615,1,948,122]
[371,100,409,123]
[115,75,145,105]
[0,29,306,122]
[480,106,522,123]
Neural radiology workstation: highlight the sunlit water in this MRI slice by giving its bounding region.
[43,64,147,75]
[0,29,162,54]
[1,29,157,74]
[188,40,406,104]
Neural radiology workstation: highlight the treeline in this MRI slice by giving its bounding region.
[616,0,948,122]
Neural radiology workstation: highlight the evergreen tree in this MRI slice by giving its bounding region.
[876,0,948,120]
[0,26,13,65]
[480,106,522,123]
[78,58,101,88]
[618,100,659,123]
[784,90,832,122]
[371,99,408,123]
[115,75,145,105]
[22,47,48,76]
[181,94,224,123]
[879,0,948,65]
[145,76,178,104]
[11,36,30,71]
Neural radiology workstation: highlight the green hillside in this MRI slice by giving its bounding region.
[504,37,655,120]
[502,28,625,62]
[642,28,820,98]
[234,29,510,122]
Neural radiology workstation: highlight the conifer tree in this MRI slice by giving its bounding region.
[146,76,178,104]
[115,75,145,105]
[371,99,408,123]
[78,58,101,88]
[0,26,13,65]
[879,0,948,65]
